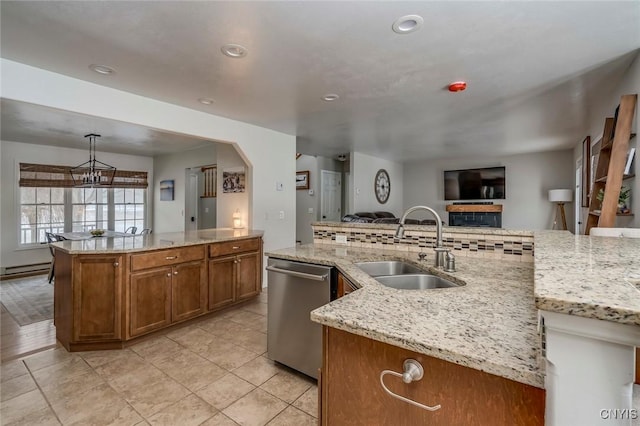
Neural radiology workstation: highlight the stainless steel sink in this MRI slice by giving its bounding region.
[375,274,463,290]
[354,261,423,277]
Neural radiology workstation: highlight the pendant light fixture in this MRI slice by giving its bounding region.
[70,133,116,187]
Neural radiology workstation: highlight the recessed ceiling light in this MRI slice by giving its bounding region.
[198,97,215,105]
[322,94,340,102]
[89,64,116,75]
[392,15,424,34]
[221,44,248,58]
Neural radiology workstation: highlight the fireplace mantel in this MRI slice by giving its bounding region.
[446,204,503,213]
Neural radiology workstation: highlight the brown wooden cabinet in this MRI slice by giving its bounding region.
[321,327,545,426]
[55,252,124,350]
[128,246,207,338]
[208,237,262,310]
[336,272,358,298]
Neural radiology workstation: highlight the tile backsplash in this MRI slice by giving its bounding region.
[312,223,534,262]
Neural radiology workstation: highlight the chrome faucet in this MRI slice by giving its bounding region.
[395,206,448,268]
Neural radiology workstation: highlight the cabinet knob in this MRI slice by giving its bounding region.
[173,271,178,275]
[114,262,119,267]
[234,260,238,264]
[237,259,242,263]
[167,273,171,277]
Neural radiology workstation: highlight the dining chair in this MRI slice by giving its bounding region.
[140,228,152,235]
[125,226,138,234]
[45,231,56,283]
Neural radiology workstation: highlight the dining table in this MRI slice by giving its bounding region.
[53,230,135,241]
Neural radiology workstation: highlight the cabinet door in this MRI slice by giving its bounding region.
[130,267,172,337]
[208,256,236,310]
[172,260,207,323]
[72,255,123,341]
[236,251,261,301]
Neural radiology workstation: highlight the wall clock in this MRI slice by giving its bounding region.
[374,169,390,204]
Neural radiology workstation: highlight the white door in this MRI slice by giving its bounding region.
[321,170,342,221]
[575,161,582,234]
[185,170,198,231]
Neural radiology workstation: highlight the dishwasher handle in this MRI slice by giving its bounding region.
[266,265,329,281]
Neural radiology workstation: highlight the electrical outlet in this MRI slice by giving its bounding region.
[335,234,347,244]
[279,210,285,220]
[308,208,314,214]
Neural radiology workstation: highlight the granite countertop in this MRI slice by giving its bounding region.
[266,244,544,388]
[534,230,640,326]
[53,228,264,254]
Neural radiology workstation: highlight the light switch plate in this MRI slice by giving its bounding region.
[335,234,347,244]
[276,182,284,191]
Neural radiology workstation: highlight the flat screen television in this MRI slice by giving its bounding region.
[444,166,506,200]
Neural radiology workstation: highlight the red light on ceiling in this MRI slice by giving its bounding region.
[448,81,467,92]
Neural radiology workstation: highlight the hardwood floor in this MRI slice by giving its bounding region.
[1,276,57,362]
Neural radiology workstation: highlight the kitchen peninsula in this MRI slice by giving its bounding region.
[52,228,263,351]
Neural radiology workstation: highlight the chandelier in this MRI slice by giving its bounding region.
[70,133,116,187]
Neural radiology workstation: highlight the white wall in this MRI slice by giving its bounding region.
[351,152,404,216]
[577,53,639,230]
[0,59,297,277]
[153,144,217,233]
[295,154,343,244]
[0,140,154,268]
[403,150,575,230]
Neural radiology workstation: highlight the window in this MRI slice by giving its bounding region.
[18,163,149,245]
[19,187,65,244]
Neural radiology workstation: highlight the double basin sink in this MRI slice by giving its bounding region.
[354,261,463,290]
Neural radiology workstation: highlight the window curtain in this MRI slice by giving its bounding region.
[19,163,148,188]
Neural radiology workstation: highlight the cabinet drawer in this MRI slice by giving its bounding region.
[130,246,205,271]
[209,238,261,258]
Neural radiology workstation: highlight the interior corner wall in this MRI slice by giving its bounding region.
[153,143,217,233]
[351,152,404,216]
[403,150,575,230]
[0,140,153,268]
[216,143,249,229]
[1,59,297,277]
[580,52,640,229]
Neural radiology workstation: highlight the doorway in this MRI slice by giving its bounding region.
[320,170,342,221]
[185,166,217,231]
[575,160,582,234]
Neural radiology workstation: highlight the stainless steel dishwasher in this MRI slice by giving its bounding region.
[266,258,334,379]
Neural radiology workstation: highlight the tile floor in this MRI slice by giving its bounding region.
[0,291,318,426]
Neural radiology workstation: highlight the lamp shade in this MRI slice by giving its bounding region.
[548,189,573,203]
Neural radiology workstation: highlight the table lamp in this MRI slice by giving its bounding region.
[549,189,573,230]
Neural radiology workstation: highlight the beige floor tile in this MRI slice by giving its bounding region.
[38,369,106,405]
[129,336,183,363]
[3,406,61,426]
[266,406,317,426]
[23,347,77,372]
[292,386,318,418]
[107,364,166,394]
[233,356,281,386]
[92,351,149,382]
[198,318,250,337]
[1,372,37,402]
[260,370,313,404]
[147,394,217,426]
[245,316,268,334]
[226,328,267,355]
[119,373,191,418]
[197,340,259,371]
[151,348,226,391]
[50,382,141,426]
[80,348,140,369]
[200,412,240,426]
[241,302,268,317]
[196,373,255,410]
[166,326,216,352]
[30,356,92,390]
[222,388,287,426]
[0,388,51,424]
[1,359,29,383]
[227,310,264,328]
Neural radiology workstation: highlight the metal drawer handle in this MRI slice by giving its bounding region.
[165,256,178,260]
[266,265,328,281]
[380,359,441,412]
[232,246,240,249]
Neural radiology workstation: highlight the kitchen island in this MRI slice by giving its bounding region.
[53,228,263,351]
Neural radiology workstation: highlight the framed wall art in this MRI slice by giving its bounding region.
[296,171,310,190]
[222,166,246,193]
[160,179,174,201]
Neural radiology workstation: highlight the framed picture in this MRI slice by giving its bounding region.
[222,166,246,193]
[296,170,310,190]
[581,136,590,207]
[160,179,174,201]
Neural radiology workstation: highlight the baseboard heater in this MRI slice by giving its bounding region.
[1,262,51,279]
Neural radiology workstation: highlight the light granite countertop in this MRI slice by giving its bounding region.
[266,244,544,389]
[534,230,640,326]
[53,228,264,254]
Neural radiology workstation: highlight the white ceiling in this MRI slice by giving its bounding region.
[1,1,639,162]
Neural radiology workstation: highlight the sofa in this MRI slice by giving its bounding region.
[341,211,439,225]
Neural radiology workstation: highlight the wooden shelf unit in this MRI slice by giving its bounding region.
[585,94,637,235]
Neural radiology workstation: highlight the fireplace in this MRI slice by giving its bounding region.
[446,204,503,228]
